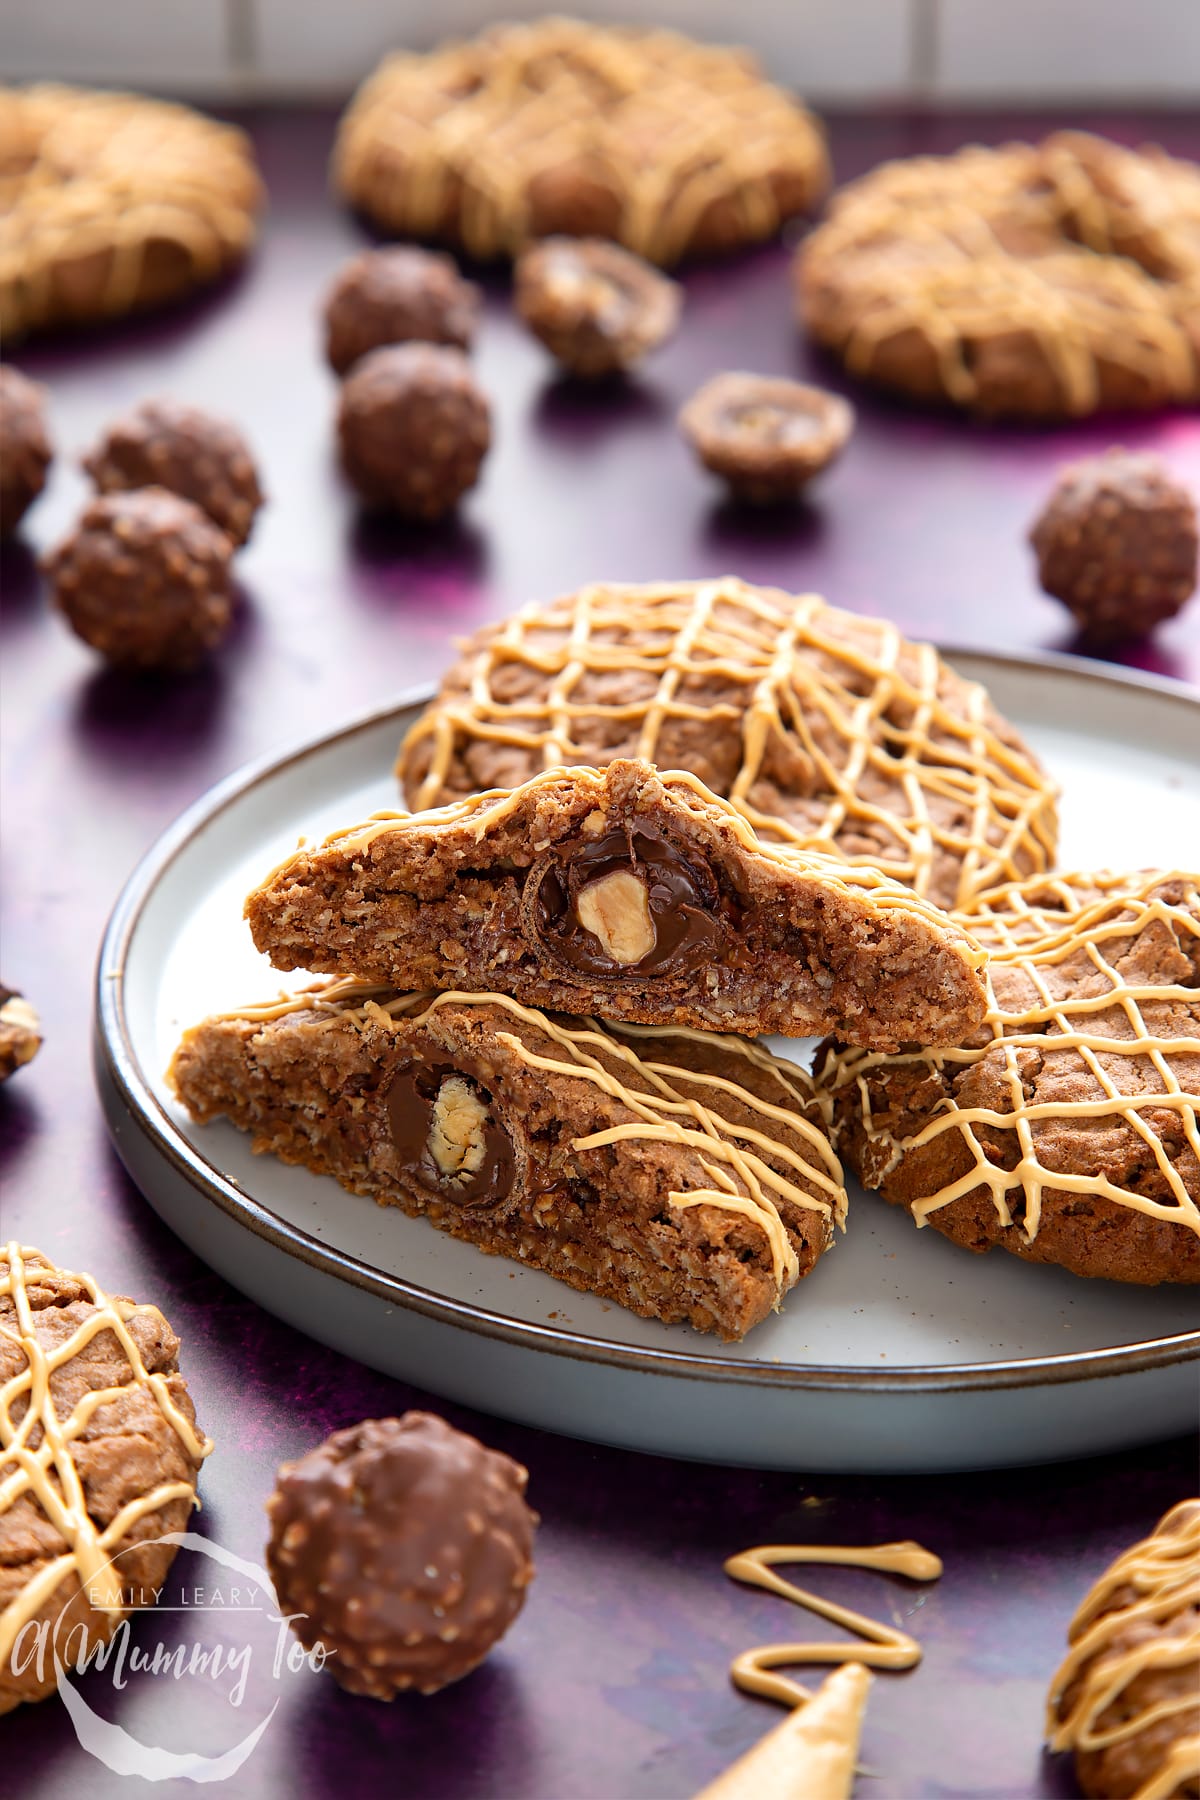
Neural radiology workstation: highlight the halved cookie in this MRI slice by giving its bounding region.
[169,984,846,1341]
[814,870,1200,1285]
[246,761,988,1049]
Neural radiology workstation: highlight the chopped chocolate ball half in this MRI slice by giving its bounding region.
[0,365,53,535]
[83,397,264,547]
[515,237,681,376]
[1030,448,1198,644]
[45,487,235,670]
[680,372,854,504]
[0,984,41,1080]
[324,246,481,376]
[265,1413,537,1698]
[337,342,491,520]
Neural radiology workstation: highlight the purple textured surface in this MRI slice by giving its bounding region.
[2,107,1198,1800]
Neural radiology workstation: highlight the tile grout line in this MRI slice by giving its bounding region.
[909,0,941,99]
[225,0,259,99]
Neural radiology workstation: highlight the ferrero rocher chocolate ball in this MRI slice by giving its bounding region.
[1030,448,1198,644]
[337,343,491,520]
[83,397,264,547]
[265,1412,537,1698]
[45,487,235,670]
[324,246,481,376]
[0,365,53,535]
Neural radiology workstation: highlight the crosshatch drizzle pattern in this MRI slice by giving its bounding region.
[333,17,829,267]
[0,1244,211,1689]
[797,135,1200,418]
[398,577,1059,910]
[1047,1499,1200,1797]
[0,85,262,340]
[816,871,1200,1251]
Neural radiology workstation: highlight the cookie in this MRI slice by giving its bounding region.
[1047,1498,1200,1800]
[0,1244,211,1710]
[396,578,1058,911]
[170,985,846,1341]
[246,759,988,1050]
[0,985,41,1081]
[0,84,262,341]
[815,871,1200,1285]
[333,18,828,267]
[796,132,1200,419]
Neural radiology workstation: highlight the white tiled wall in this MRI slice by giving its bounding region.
[4,0,1198,102]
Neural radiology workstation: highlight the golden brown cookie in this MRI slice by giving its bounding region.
[333,18,828,267]
[1047,1498,1200,1800]
[246,759,988,1050]
[170,984,845,1342]
[0,1244,211,1710]
[0,84,262,341]
[397,578,1058,911]
[815,870,1200,1285]
[796,132,1200,419]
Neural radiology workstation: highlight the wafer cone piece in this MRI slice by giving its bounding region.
[693,1662,872,1800]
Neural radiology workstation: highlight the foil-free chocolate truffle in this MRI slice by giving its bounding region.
[324,246,481,376]
[265,1413,537,1698]
[514,237,681,376]
[45,487,235,670]
[337,343,490,519]
[83,398,264,547]
[1030,448,1198,644]
[680,372,854,503]
[0,365,53,535]
[0,984,41,1080]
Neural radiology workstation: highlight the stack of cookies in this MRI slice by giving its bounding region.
[172,577,1199,1336]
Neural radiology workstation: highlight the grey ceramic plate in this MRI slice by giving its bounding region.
[95,650,1200,1472]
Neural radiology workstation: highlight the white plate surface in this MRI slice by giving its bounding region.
[96,651,1200,1471]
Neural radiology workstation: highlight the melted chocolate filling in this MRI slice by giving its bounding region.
[531,826,729,977]
[386,1060,515,1208]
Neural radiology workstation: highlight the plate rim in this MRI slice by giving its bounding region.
[94,649,1200,1397]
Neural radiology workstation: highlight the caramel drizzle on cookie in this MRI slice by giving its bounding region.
[334,18,828,266]
[819,871,1200,1242]
[1047,1499,1200,1796]
[0,85,260,339]
[399,577,1058,905]
[725,1539,943,1707]
[201,981,847,1299]
[0,1243,212,1669]
[800,138,1198,414]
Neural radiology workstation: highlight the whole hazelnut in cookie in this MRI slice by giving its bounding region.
[83,398,264,547]
[0,365,53,535]
[324,246,481,375]
[45,488,235,670]
[337,343,491,520]
[1030,449,1198,644]
[266,1412,537,1697]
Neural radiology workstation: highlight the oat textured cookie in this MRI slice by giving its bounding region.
[0,85,262,341]
[333,18,828,267]
[815,871,1200,1285]
[796,132,1200,419]
[1047,1499,1200,1800]
[170,984,845,1341]
[397,578,1058,911]
[0,1244,211,1710]
[247,760,987,1049]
